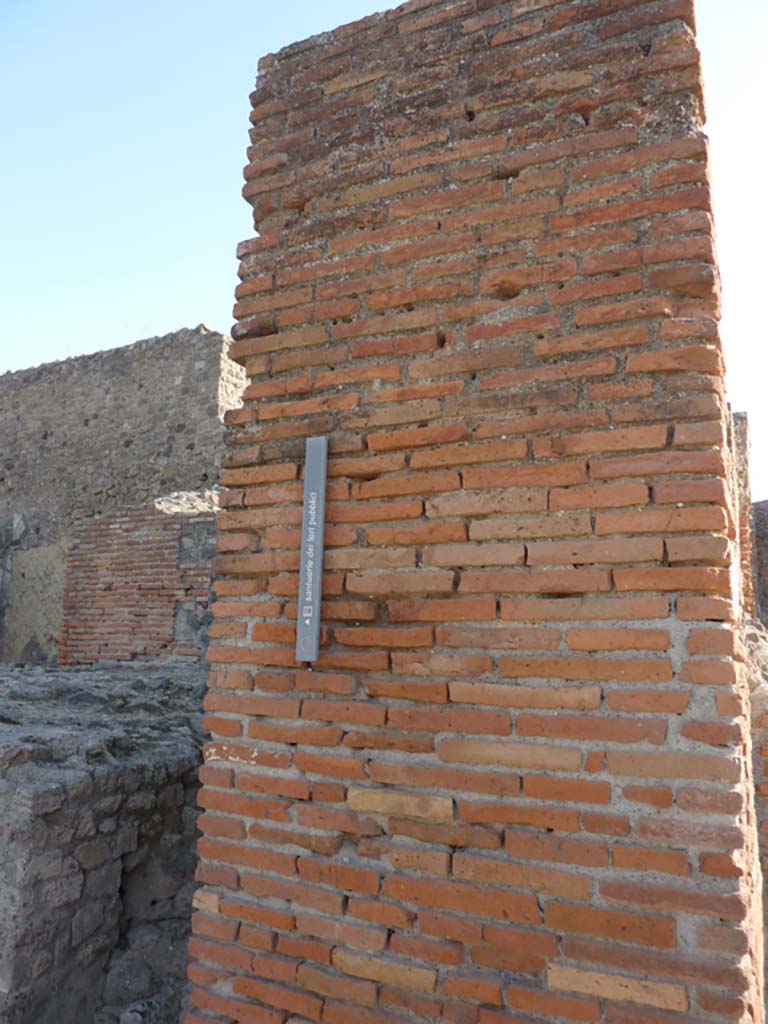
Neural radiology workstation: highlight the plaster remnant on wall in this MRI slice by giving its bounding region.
[2,540,70,663]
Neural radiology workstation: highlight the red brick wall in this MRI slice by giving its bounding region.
[59,507,214,664]
[188,2,763,1022]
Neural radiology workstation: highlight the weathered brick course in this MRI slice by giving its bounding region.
[189,2,763,1022]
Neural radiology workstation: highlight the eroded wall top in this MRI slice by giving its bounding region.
[0,325,243,548]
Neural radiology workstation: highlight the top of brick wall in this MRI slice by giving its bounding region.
[235,0,704,325]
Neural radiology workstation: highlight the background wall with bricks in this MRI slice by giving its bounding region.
[58,505,217,665]
[188,1,764,1023]
[0,325,245,663]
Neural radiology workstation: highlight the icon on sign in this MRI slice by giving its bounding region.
[302,606,313,620]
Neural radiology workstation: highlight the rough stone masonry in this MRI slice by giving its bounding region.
[0,664,205,1024]
[187,2,764,1023]
[0,325,244,664]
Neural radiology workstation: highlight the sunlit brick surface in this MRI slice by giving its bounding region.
[187,2,763,1022]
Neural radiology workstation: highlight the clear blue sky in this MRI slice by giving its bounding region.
[1,1,766,495]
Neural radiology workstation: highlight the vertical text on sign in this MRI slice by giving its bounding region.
[295,435,328,663]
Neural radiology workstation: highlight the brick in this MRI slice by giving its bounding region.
[347,788,454,822]
[463,461,587,490]
[499,656,673,683]
[346,570,454,595]
[459,801,578,832]
[366,522,467,546]
[388,598,496,622]
[329,499,423,523]
[544,904,676,948]
[411,438,527,470]
[677,596,734,622]
[367,423,469,452]
[623,786,673,809]
[524,776,611,805]
[233,978,323,1020]
[387,705,511,735]
[378,845,451,877]
[607,751,740,782]
[296,964,376,1007]
[538,425,667,457]
[501,596,669,622]
[536,324,650,359]
[600,880,745,922]
[607,690,690,714]
[332,949,437,992]
[567,629,669,652]
[505,830,609,868]
[548,965,687,1012]
[526,537,663,565]
[370,761,520,798]
[517,714,666,746]
[443,975,503,1006]
[461,569,612,595]
[353,468,460,499]
[471,926,558,974]
[438,624,559,650]
[502,983,600,1022]
[595,506,728,535]
[550,482,649,511]
[189,990,283,1024]
[614,567,730,594]
[301,700,386,726]
[427,488,547,518]
[439,738,581,772]
[296,856,380,897]
[381,875,540,926]
[295,913,386,952]
[454,852,590,900]
[450,682,601,711]
[613,845,688,876]
[364,678,448,703]
[470,511,591,541]
[627,344,721,374]
[592,449,724,480]
[392,652,494,677]
[423,542,526,568]
[583,813,630,838]
[390,817,501,851]
[333,625,434,648]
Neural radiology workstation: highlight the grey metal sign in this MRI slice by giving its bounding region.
[295,435,328,663]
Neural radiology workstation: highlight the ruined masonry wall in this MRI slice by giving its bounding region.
[189,2,763,1024]
[0,325,241,548]
[0,325,245,663]
[0,664,204,1024]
